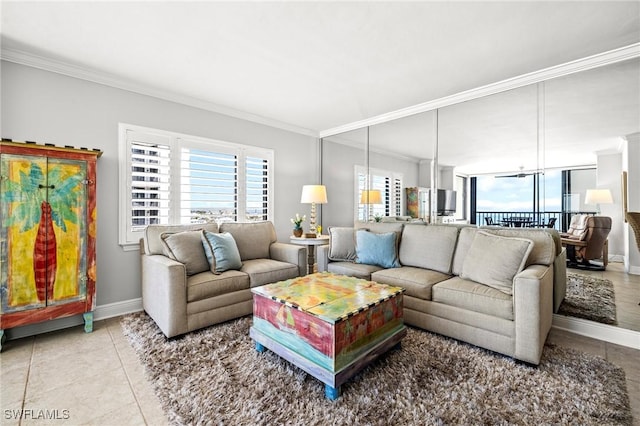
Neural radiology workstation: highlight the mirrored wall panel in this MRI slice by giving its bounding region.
[321,127,367,227]
[438,84,539,226]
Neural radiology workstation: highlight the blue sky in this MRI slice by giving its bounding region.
[476,170,562,212]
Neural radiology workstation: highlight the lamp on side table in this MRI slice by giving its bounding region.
[300,185,328,237]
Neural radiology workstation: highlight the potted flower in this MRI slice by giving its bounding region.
[291,213,306,237]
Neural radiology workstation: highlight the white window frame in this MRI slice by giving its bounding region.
[354,165,403,223]
[118,123,274,250]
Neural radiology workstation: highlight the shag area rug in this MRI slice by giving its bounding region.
[558,273,617,325]
[121,313,631,426]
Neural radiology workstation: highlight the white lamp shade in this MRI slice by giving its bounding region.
[300,185,328,204]
[585,189,613,205]
[360,189,383,204]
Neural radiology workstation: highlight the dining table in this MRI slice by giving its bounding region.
[500,217,534,227]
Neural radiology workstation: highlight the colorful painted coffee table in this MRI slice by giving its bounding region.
[250,272,406,400]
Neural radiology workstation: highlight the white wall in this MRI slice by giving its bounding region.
[597,152,624,260]
[321,140,364,227]
[624,133,640,274]
[1,61,318,318]
[568,169,597,212]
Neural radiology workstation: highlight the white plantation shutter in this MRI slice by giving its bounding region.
[245,156,270,221]
[354,166,403,222]
[392,177,403,216]
[119,124,273,248]
[127,131,172,244]
[180,147,238,224]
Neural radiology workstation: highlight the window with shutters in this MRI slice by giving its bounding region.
[354,165,403,222]
[119,124,273,249]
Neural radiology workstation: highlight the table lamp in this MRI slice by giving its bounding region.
[360,189,382,221]
[585,189,613,214]
[300,185,328,237]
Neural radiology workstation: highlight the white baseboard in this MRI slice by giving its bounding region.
[4,298,143,340]
[552,314,640,349]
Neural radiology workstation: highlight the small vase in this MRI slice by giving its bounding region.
[293,228,303,237]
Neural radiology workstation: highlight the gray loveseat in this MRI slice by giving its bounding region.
[141,221,306,338]
[317,222,566,365]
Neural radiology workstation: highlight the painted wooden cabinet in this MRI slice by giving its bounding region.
[0,140,101,349]
[405,186,429,219]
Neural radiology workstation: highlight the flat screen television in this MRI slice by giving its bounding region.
[436,189,457,216]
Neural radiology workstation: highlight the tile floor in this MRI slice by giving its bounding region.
[565,261,640,332]
[1,262,639,425]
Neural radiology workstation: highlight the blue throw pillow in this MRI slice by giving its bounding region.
[355,230,400,269]
[201,230,243,274]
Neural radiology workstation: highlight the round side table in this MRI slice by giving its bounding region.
[290,235,330,275]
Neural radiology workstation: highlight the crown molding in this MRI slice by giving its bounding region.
[320,43,640,138]
[0,47,319,138]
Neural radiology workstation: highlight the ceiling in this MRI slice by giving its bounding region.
[1,1,639,174]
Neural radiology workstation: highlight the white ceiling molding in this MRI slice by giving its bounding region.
[0,46,319,138]
[320,43,640,138]
[2,42,638,141]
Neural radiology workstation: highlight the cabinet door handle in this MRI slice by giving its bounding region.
[38,184,55,189]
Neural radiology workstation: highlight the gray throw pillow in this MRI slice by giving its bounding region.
[160,231,210,276]
[460,231,533,295]
[201,230,243,274]
[328,227,358,261]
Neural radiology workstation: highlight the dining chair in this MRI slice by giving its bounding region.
[484,217,494,225]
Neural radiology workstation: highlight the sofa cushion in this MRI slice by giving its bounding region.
[201,231,243,274]
[144,223,219,255]
[240,258,299,287]
[355,221,404,236]
[328,227,357,261]
[186,270,250,302]
[160,230,210,276]
[460,231,533,295]
[327,261,383,280]
[399,224,459,274]
[432,277,514,320]
[451,227,477,276]
[219,221,277,260]
[372,266,451,300]
[479,227,556,266]
[356,230,400,269]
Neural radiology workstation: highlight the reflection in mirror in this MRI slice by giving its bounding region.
[320,127,368,228]
[544,58,640,332]
[438,85,538,227]
[545,58,640,233]
[367,111,436,223]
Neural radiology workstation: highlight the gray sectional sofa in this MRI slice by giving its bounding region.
[317,222,566,365]
[140,221,306,338]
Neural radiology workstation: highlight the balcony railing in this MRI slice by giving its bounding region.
[475,211,596,232]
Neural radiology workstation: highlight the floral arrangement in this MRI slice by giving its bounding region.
[290,213,306,229]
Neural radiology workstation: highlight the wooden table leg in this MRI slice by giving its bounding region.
[325,384,340,400]
[306,246,314,275]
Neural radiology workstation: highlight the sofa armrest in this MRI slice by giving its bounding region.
[270,242,306,277]
[513,264,554,364]
[141,254,188,338]
[317,245,330,272]
[553,247,567,313]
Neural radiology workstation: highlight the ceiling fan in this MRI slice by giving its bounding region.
[495,166,541,178]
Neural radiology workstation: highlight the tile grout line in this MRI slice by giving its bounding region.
[18,337,36,426]
[106,318,152,425]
